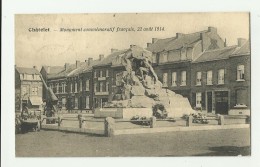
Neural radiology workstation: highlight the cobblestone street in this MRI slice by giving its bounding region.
[16,128,250,157]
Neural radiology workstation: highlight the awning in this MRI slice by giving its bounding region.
[29,96,43,106]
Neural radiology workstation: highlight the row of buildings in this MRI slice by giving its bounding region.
[15,27,250,115]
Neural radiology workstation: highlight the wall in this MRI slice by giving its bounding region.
[228,55,250,110]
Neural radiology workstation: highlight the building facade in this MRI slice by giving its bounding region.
[147,26,225,100]
[15,66,43,112]
[190,40,250,115]
[40,27,250,115]
[92,53,120,108]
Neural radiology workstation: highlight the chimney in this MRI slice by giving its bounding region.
[208,27,217,33]
[99,54,104,61]
[152,38,159,43]
[111,48,118,53]
[47,66,50,73]
[88,58,93,66]
[76,60,80,68]
[33,66,37,69]
[237,38,246,47]
[176,33,184,39]
[147,43,152,47]
[224,38,227,47]
[64,63,69,70]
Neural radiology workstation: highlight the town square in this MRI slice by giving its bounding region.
[13,13,250,157]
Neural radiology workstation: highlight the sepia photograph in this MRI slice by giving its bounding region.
[13,13,251,157]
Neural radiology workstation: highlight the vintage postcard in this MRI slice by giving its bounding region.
[14,13,251,158]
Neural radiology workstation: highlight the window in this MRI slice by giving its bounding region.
[27,74,33,80]
[236,89,248,107]
[31,87,38,95]
[196,72,202,86]
[59,83,62,93]
[100,82,103,92]
[181,71,186,86]
[61,83,64,93]
[80,81,82,91]
[171,72,177,86]
[56,83,59,93]
[74,97,78,109]
[106,82,109,92]
[106,70,109,77]
[218,69,225,84]
[207,71,213,85]
[85,96,90,109]
[196,92,202,108]
[237,65,245,81]
[116,73,122,86]
[94,83,97,92]
[75,82,77,92]
[162,73,168,87]
[23,74,27,80]
[100,70,103,77]
[63,83,67,93]
[70,83,73,93]
[94,70,97,78]
[86,80,90,91]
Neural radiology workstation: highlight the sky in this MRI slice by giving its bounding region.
[15,13,249,69]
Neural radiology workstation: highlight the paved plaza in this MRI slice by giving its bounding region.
[15,128,250,157]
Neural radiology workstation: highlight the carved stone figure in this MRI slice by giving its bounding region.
[104,45,194,118]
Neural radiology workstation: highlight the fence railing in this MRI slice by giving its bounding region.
[40,114,250,137]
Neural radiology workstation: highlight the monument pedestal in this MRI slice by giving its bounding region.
[94,107,152,119]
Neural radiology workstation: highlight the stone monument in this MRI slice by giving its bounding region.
[96,45,194,119]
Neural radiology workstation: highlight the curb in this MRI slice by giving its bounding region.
[113,124,250,136]
[41,124,249,136]
[41,124,104,135]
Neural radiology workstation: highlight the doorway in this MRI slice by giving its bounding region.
[207,92,212,113]
[215,91,229,115]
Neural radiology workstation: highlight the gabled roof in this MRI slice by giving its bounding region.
[16,67,40,75]
[42,66,64,74]
[93,49,128,67]
[47,62,84,79]
[193,46,237,63]
[231,40,250,57]
[68,59,101,77]
[147,30,207,53]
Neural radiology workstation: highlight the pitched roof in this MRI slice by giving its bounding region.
[147,30,207,53]
[68,59,101,77]
[231,40,250,56]
[93,49,128,67]
[42,66,64,74]
[193,46,237,63]
[16,67,40,74]
[47,63,84,79]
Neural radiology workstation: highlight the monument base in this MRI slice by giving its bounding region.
[94,108,153,119]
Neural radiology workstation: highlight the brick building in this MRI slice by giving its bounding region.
[92,50,127,108]
[190,39,250,115]
[147,26,225,99]
[15,66,43,112]
[67,58,101,111]
[39,27,250,115]
[40,62,83,110]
